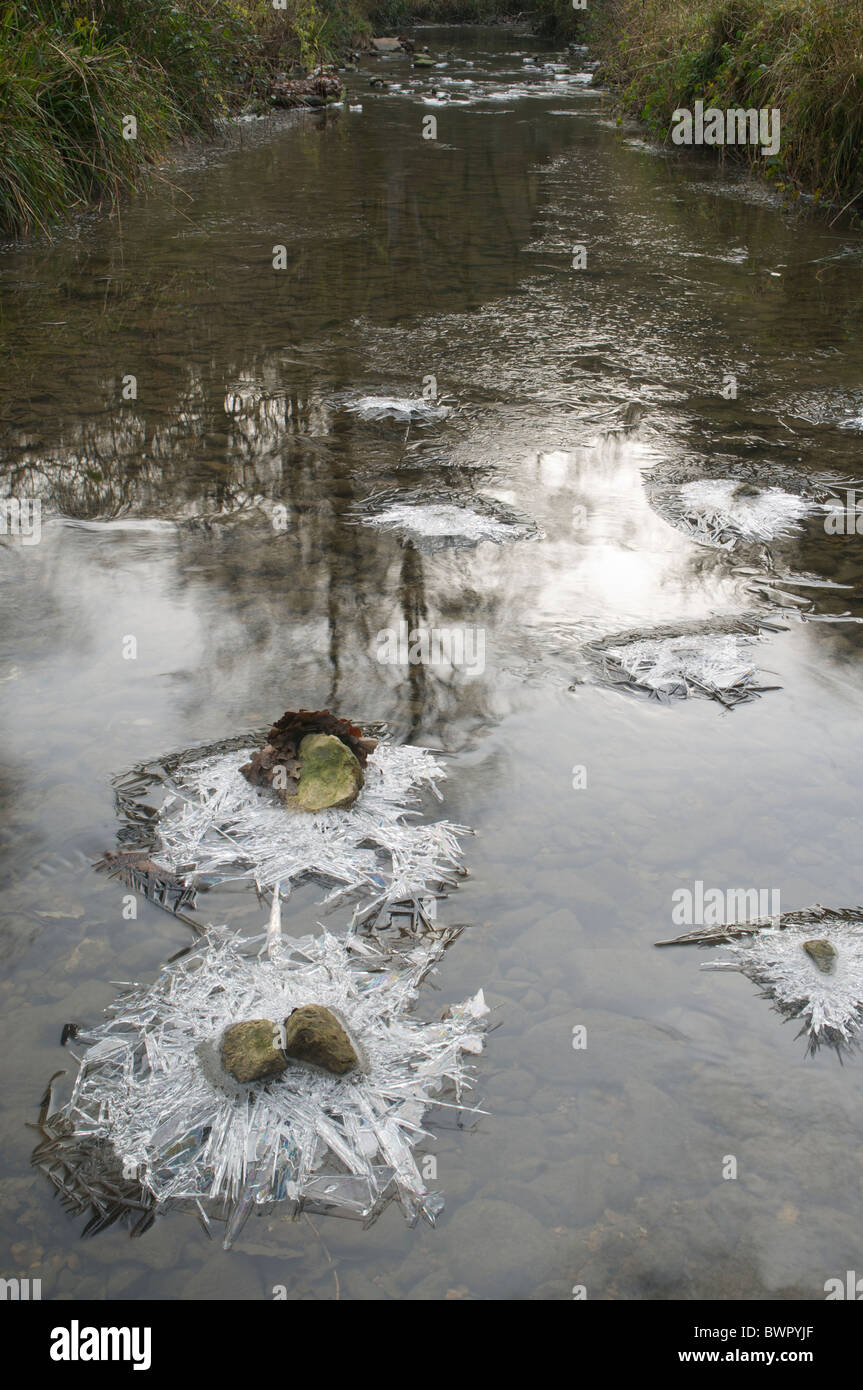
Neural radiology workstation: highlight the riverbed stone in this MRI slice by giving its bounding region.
[296,733,364,811]
[371,37,401,52]
[446,1198,551,1292]
[282,1004,359,1075]
[220,1019,288,1084]
[802,939,837,974]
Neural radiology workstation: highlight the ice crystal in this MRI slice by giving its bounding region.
[52,906,488,1243]
[658,907,863,1055]
[703,914,863,1052]
[342,396,452,423]
[590,620,783,706]
[148,742,469,913]
[648,478,812,549]
[362,502,515,544]
[355,494,538,550]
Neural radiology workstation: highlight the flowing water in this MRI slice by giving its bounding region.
[3,25,863,1301]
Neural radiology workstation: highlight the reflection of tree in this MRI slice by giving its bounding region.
[0,61,570,518]
[5,40,862,740]
[399,541,430,741]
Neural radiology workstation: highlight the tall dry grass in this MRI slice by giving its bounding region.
[597,0,863,208]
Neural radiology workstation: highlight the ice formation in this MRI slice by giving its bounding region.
[342,396,452,423]
[145,741,469,914]
[355,495,538,550]
[659,907,863,1054]
[648,478,811,549]
[361,502,515,545]
[589,621,782,706]
[44,902,489,1244]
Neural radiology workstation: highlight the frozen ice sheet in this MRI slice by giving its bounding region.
[363,502,516,544]
[610,633,759,694]
[588,619,783,707]
[649,478,812,549]
[354,492,539,550]
[342,396,452,423]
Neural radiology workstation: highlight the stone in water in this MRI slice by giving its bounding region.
[802,939,837,975]
[296,733,364,811]
[220,1019,288,1084]
[282,1004,360,1075]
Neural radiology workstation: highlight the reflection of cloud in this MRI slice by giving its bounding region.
[517,436,752,634]
[536,449,569,489]
[0,420,772,758]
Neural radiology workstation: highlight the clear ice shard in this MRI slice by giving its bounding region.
[145,741,469,911]
[608,633,761,699]
[50,899,489,1245]
[646,477,815,549]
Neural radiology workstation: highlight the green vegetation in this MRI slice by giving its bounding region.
[4,0,861,236]
[594,0,863,209]
[529,0,591,43]
[0,0,372,238]
[370,0,508,24]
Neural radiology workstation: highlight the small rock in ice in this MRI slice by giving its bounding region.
[220,1018,288,1083]
[281,1004,361,1075]
[37,918,488,1240]
[294,733,364,812]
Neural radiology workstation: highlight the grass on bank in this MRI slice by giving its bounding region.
[594,0,863,209]
[0,0,371,238]
[5,0,861,237]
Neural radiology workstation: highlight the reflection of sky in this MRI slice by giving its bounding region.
[0,419,798,795]
[514,438,749,633]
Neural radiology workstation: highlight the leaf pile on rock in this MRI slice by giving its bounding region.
[270,71,342,109]
[240,709,377,811]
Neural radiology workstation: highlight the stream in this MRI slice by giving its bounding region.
[3,24,863,1300]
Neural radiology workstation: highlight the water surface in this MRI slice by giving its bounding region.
[3,26,863,1301]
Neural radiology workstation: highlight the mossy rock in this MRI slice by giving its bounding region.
[733,482,760,499]
[802,939,837,975]
[414,55,436,68]
[296,733,364,811]
[282,1004,359,1075]
[220,1019,288,1084]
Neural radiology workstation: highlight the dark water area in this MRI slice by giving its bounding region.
[3,26,863,1300]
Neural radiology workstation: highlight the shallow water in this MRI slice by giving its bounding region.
[3,25,863,1300]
